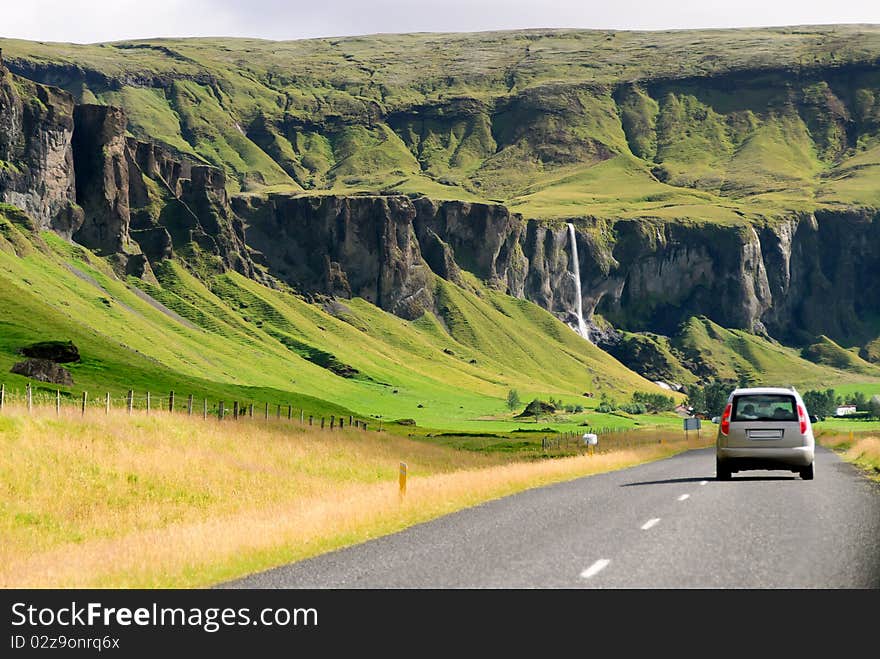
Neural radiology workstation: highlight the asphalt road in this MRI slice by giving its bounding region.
[221,447,880,588]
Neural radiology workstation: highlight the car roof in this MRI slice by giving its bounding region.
[731,387,799,397]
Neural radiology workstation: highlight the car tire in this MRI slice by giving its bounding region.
[800,463,814,480]
[716,459,732,481]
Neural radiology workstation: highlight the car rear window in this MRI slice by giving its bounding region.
[732,394,797,422]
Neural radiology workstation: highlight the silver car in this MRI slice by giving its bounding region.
[716,387,815,480]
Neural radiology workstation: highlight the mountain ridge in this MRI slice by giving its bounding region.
[2,25,879,216]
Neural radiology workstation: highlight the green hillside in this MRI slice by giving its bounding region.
[0,205,664,433]
[671,317,880,386]
[4,204,876,436]
[607,316,880,390]
[801,335,880,374]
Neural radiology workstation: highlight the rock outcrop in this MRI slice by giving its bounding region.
[0,59,254,280]
[10,358,74,385]
[20,340,80,363]
[0,60,82,237]
[72,104,131,255]
[235,194,433,319]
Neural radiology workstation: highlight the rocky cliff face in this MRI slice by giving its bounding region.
[757,209,880,344]
[0,60,252,279]
[0,60,81,237]
[233,193,878,353]
[72,104,131,255]
[234,194,433,319]
[576,219,774,336]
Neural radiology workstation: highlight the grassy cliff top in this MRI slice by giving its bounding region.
[3,25,880,220]
[4,25,880,94]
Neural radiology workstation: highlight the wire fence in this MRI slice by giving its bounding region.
[0,382,373,431]
[0,382,713,453]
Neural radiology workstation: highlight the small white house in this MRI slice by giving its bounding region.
[835,405,858,416]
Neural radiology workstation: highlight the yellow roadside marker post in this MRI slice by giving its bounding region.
[399,462,407,498]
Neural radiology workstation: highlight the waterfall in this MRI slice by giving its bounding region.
[567,222,590,341]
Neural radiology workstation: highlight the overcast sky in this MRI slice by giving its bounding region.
[3,0,880,44]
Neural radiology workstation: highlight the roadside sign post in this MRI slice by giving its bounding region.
[582,433,598,456]
[684,417,701,441]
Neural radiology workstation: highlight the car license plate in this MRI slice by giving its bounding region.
[748,429,784,440]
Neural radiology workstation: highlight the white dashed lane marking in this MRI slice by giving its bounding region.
[580,559,611,579]
[700,480,708,485]
[581,485,698,581]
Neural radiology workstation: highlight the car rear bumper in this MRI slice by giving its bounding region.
[717,445,814,469]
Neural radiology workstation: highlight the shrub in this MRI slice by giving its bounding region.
[802,389,837,419]
[620,402,647,415]
[632,391,675,413]
[506,389,521,411]
[870,395,880,420]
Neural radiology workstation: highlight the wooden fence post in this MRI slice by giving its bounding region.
[27,383,33,413]
[168,391,175,413]
[219,401,225,421]
[330,415,335,430]
[321,417,325,429]
[146,392,151,415]
[300,410,304,424]
[249,403,254,418]
[188,394,194,416]
[276,404,281,420]
[105,392,111,415]
[81,391,87,416]
[127,390,133,415]
[308,415,313,426]
[56,389,61,415]
[265,402,269,421]
[233,401,239,420]
[203,398,207,420]
[349,415,353,427]
[0,383,4,412]
[287,404,292,421]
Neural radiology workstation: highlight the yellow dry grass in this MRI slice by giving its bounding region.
[0,405,705,587]
[817,432,880,481]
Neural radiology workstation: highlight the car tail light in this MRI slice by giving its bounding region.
[720,403,732,436]
[798,405,808,434]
